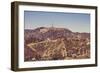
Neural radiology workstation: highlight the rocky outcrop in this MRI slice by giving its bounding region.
[24,27,90,61]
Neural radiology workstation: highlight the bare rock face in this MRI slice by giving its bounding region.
[40,38,67,60]
[24,27,90,61]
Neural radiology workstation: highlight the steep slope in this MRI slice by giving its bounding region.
[24,27,90,61]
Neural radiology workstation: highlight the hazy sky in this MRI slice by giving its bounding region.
[24,11,90,33]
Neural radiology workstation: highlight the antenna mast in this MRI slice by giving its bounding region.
[52,23,54,28]
[51,23,54,40]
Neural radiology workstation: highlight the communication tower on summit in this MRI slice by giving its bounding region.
[51,23,54,40]
[52,23,54,28]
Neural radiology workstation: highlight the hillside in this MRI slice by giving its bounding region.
[24,27,90,61]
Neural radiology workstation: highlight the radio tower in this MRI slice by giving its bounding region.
[52,23,54,28]
[51,23,54,40]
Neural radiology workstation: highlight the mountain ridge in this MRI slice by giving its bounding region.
[24,27,90,43]
[24,27,90,61]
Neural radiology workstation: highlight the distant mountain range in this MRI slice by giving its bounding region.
[24,27,90,61]
[24,27,90,43]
